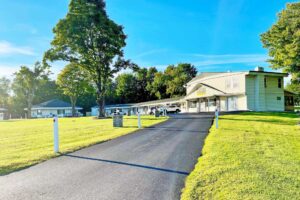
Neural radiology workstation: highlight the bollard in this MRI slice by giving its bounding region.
[138,112,141,129]
[215,108,219,129]
[53,116,59,153]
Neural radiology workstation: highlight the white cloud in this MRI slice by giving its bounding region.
[191,54,269,66]
[134,49,168,59]
[0,41,35,56]
[0,64,20,78]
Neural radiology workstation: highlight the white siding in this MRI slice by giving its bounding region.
[265,76,284,111]
[246,75,255,110]
[246,75,285,111]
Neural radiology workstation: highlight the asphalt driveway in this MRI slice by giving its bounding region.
[0,114,213,200]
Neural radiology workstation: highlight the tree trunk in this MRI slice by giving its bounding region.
[97,95,105,118]
[27,98,32,119]
[70,97,77,117]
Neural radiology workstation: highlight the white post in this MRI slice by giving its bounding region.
[138,112,141,129]
[53,116,59,153]
[215,108,219,129]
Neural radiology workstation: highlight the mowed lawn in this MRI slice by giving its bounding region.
[0,116,167,175]
[181,112,300,200]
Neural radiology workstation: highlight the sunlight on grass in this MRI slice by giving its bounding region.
[0,115,167,175]
[181,112,300,200]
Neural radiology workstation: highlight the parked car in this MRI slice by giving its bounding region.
[166,105,181,113]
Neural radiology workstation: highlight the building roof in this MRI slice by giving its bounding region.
[0,108,7,112]
[92,104,135,109]
[189,72,226,83]
[284,90,297,95]
[134,96,184,107]
[189,69,288,85]
[248,71,288,76]
[32,99,82,109]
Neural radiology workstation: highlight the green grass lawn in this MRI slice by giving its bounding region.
[181,112,300,200]
[0,115,167,175]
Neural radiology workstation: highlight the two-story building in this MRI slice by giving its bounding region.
[183,67,289,112]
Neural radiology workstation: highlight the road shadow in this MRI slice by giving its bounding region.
[144,127,209,133]
[62,154,189,176]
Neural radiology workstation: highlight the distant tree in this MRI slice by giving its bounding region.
[44,0,137,118]
[0,77,11,108]
[115,73,137,103]
[145,67,158,100]
[105,80,119,104]
[135,68,150,102]
[34,80,62,105]
[149,63,197,99]
[150,72,169,99]
[57,63,93,117]
[165,63,197,97]
[12,62,50,118]
[261,2,300,84]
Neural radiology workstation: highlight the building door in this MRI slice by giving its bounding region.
[227,97,238,111]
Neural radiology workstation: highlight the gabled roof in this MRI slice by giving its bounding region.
[189,72,226,83]
[32,99,82,109]
[187,82,226,96]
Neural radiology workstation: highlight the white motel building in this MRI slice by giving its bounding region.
[181,67,291,112]
[91,67,295,116]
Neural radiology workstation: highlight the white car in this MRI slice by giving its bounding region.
[166,105,181,113]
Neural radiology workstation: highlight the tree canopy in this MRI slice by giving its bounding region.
[12,62,50,118]
[261,2,300,85]
[44,0,136,117]
[57,63,93,116]
[0,77,10,108]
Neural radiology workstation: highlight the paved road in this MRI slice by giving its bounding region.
[0,114,213,200]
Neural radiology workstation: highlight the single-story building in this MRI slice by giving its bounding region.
[284,90,296,111]
[91,104,135,116]
[28,99,83,118]
[0,108,7,120]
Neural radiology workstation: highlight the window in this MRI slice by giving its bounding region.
[278,78,282,88]
[232,78,239,89]
[189,101,197,108]
[225,79,231,89]
[285,96,294,106]
[264,77,267,88]
[277,97,281,101]
[57,110,65,115]
[225,78,239,89]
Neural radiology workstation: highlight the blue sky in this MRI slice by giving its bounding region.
[0,0,297,78]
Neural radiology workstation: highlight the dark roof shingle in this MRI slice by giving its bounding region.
[33,99,73,108]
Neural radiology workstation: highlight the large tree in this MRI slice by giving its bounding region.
[57,63,93,116]
[261,2,300,85]
[44,0,136,118]
[0,77,11,108]
[12,62,50,118]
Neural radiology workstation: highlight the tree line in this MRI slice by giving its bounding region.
[1,0,299,118]
[0,62,197,118]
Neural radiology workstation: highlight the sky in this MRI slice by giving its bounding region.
[0,0,298,79]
